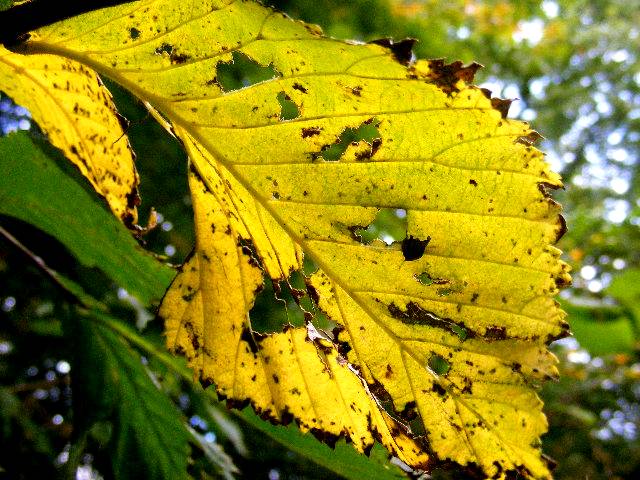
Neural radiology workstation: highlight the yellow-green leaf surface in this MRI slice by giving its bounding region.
[13,1,571,477]
[0,45,139,225]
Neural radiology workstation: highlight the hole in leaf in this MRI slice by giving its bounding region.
[129,27,140,40]
[215,51,280,92]
[415,272,433,286]
[450,324,468,341]
[250,270,333,334]
[155,43,173,56]
[437,287,453,297]
[250,276,304,333]
[401,235,430,261]
[414,271,451,287]
[387,301,469,340]
[350,207,407,245]
[408,416,426,436]
[320,119,380,161]
[428,354,451,376]
[277,91,300,120]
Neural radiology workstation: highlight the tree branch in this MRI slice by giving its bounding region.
[0,0,137,45]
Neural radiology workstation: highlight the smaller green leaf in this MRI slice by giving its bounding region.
[562,301,635,355]
[0,132,174,305]
[66,308,191,480]
[236,408,407,480]
[608,269,640,312]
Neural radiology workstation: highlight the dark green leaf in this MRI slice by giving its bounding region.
[66,308,191,480]
[0,132,174,305]
[236,408,407,480]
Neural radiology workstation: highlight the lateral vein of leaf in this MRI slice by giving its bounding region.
[166,55,390,103]
[398,334,524,366]
[79,0,245,56]
[106,330,186,474]
[451,388,485,464]
[188,107,496,128]
[255,198,290,278]
[461,395,539,412]
[220,157,538,180]
[45,0,158,45]
[396,331,547,380]
[354,290,557,327]
[269,199,556,224]
[398,349,474,453]
[187,143,288,414]
[289,328,325,427]
[305,239,555,276]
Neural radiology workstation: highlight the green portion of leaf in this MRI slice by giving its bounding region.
[67,308,191,480]
[0,132,173,305]
[236,408,407,480]
[562,302,635,355]
[608,269,640,330]
[216,51,280,92]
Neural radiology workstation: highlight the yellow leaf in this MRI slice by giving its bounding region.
[13,1,572,477]
[162,157,428,468]
[0,45,139,225]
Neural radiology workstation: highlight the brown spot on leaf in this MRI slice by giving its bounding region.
[484,326,507,341]
[515,131,543,145]
[370,38,417,65]
[425,59,482,94]
[555,215,567,242]
[301,126,322,138]
[292,82,308,93]
[491,97,513,118]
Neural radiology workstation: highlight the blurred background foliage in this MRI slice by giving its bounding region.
[1,0,640,478]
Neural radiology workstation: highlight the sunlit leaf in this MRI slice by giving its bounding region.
[10,0,571,477]
[161,161,428,467]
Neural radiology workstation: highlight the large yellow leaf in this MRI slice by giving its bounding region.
[11,1,571,477]
[0,45,139,225]
[162,153,428,468]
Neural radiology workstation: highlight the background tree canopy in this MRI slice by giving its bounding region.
[0,0,639,479]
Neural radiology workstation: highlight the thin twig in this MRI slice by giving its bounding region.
[0,224,78,303]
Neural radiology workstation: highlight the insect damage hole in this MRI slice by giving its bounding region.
[401,236,430,261]
[215,51,281,92]
[250,270,333,334]
[276,91,300,120]
[319,119,381,161]
[428,353,451,376]
[349,208,407,245]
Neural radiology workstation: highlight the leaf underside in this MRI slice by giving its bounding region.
[11,0,571,478]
